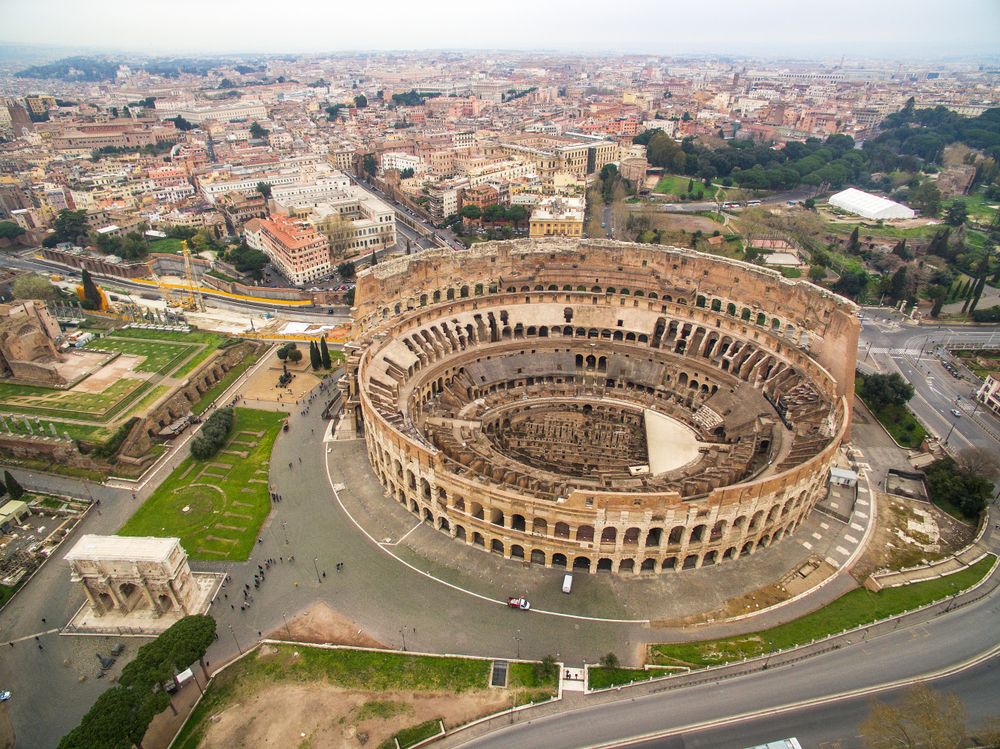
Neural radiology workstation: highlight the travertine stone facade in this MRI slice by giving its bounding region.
[342,239,859,574]
[66,535,201,617]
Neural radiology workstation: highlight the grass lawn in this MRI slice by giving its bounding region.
[173,645,559,749]
[945,189,998,224]
[588,666,656,690]
[147,237,184,254]
[118,408,284,560]
[654,174,708,199]
[379,719,441,749]
[649,555,995,668]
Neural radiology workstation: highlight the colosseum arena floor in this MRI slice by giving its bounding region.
[334,238,863,616]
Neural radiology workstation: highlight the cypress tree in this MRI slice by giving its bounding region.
[4,470,23,500]
[81,269,102,309]
[319,336,331,369]
[309,340,321,370]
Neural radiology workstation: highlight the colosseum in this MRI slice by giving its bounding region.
[339,238,859,575]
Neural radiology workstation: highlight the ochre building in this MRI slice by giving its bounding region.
[341,239,859,574]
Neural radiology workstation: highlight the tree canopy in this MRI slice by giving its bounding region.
[859,372,914,411]
[12,273,58,300]
[0,221,26,240]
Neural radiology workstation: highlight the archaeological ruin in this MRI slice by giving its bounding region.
[340,239,860,574]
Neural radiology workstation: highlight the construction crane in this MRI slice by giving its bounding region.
[146,257,175,308]
[181,240,206,312]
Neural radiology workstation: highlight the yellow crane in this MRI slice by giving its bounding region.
[181,240,206,312]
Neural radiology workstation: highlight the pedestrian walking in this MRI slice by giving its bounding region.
[41,618,46,624]
[38,643,43,650]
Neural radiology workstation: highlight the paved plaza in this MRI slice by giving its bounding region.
[0,369,910,748]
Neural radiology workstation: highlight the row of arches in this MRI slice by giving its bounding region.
[371,279,810,354]
[383,481,801,573]
[369,443,817,569]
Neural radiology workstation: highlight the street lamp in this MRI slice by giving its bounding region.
[282,611,291,640]
[281,521,289,545]
[514,630,521,660]
[228,624,242,655]
[944,416,960,445]
[313,556,321,584]
[399,626,408,652]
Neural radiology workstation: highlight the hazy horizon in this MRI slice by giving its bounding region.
[1,0,999,61]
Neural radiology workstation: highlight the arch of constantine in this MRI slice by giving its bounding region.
[340,239,860,575]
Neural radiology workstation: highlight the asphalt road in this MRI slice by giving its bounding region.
[457,587,1000,749]
[613,652,999,749]
[858,311,1000,453]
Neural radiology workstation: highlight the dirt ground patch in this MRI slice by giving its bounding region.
[240,357,321,403]
[277,603,387,648]
[71,354,148,392]
[652,557,837,627]
[851,493,975,580]
[198,682,511,749]
[0,703,13,749]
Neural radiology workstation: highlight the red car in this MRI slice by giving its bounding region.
[506,596,531,611]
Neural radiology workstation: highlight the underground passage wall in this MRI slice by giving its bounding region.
[340,239,859,574]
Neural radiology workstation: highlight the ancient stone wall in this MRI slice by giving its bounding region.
[346,239,858,574]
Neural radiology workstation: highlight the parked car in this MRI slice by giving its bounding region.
[506,596,531,610]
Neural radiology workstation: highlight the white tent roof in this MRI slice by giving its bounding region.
[828,188,915,220]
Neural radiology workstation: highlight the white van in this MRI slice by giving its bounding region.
[561,574,573,594]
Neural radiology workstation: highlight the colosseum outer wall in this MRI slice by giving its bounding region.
[345,239,860,574]
[353,239,859,421]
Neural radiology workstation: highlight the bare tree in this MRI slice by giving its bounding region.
[955,446,1000,480]
[859,684,967,749]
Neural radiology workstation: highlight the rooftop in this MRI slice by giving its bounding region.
[65,534,180,563]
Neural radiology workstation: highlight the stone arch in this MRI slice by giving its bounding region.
[623,527,640,545]
[618,558,635,573]
[490,538,504,554]
[510,544,525,559]
[572,556,592,572]
[552,553,568,568]
[640,558,657,572]
[662,557,677,570]
[532,517,548,536]
[597,557,614,572]
[600,527,617,544]
[576,525,594,542]
[530,549,545,565]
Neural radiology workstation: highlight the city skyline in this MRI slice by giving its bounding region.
[2,0,999,60]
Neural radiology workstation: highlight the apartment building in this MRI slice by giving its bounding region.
[381,152,423,175]
[279,189,396,261]
[529,196,584,238]
[244,215,331,286]
[976,374,1000,417]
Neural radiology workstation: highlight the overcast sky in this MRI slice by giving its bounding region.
[2,0,998,59]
